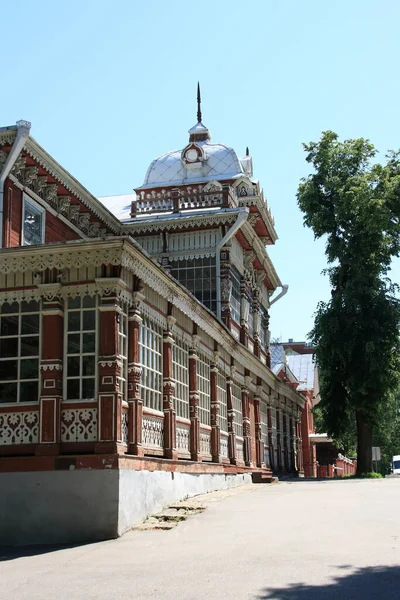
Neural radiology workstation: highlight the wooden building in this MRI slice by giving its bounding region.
[0,103,306,544]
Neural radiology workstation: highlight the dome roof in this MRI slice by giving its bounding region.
[141,138,248,189]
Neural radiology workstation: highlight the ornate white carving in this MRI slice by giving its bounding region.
[142,414,164,448]
[0,411,39,445]
[60,408,97,442]
[40,363,62,371]
[176,423,190,454]
[236,439,244,463]
[200,429,211,457]
[220,434,229,459]
[122,410,129,444]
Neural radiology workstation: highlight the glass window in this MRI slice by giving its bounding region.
[197,353,211,425]
[170,257,217,314]
[65,296,98,401]
[231,382,243,437]
[173,337,189,419]
[117,304,128,400]
[0,301,40,403]
[139,316,163,412]
[217,370,228,432]
[22,196,45,246]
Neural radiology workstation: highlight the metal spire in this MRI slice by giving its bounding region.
[197,82,202,123]
[246,146,249,156]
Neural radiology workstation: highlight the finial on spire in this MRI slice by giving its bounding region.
[246,146,249,156]
[197,82,202,123]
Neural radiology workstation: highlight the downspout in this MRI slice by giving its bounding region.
[269,284,289,307]
[0,120,31,248]
[216,208,249,320]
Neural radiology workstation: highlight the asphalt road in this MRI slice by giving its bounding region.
[1,479,399,600]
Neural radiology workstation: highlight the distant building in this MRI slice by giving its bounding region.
[0,96,306,544]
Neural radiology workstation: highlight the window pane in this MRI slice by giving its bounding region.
[82,310,95,331]
[68,297,81,309]
[21,300,40,313]
[82,296,96,308]
[0,382,17,403]
[0,315,19,337]
[67,379,80,400]
[67,334,81,354]
[82,355,95,376]
[1,302,19,314]
[20,358,39,380]
[21,314,39,335]
[21,336,39,357]
[68,311,80,331]
[0,337,18,358]
[20,381,38,403]
[0,360,18,381]
[24,201,43,245]
[67,356,80,377]
[82,332,95,353]
[82,378,95,399]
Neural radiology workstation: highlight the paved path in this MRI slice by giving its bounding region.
[1,479,400,599]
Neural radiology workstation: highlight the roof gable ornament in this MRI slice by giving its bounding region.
[188,82,211,143]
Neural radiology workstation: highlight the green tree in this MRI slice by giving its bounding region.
[297,131,400,475]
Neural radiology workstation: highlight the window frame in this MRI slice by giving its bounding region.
[22,194,46,246]
[64,295,99,402]
[0,300,41,405]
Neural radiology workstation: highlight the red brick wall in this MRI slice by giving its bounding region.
[3,179,80,247]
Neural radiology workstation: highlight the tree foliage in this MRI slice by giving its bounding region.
[298,131,400,473]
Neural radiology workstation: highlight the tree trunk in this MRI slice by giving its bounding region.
[356,410,373,475]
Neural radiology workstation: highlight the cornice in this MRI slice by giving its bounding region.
[121,210,239,235]
[242,222,281,290]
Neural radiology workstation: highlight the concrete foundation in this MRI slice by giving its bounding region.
[0,467,251,546]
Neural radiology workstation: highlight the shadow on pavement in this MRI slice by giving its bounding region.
[0,541,94,562]
[256,565,400,599]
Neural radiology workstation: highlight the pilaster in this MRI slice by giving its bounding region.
[253,394,264,468]
[163,315,177,460]
[36,297,64,456]
[267,405,274,471]
[226,372,237,465]
[127,291,144,456]
[189,335,201,461]
[95,293,122,454]
[241,379,252,467]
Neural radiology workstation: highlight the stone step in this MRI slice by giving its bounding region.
[252,471,275,484]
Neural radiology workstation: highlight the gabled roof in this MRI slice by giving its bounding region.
[287,353,315,390]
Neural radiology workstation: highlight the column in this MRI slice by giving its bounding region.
[253,393,263,468]
[226,369,237,465]
[36,291,63,456]
[253,290,261,358]
[267,405,274,471]
[276,407,283,471]
[163,315,177,459]
[210,350,220,463]
[241,379,252,467]
[289,416,295,471]
[189,334,201,461]
[240,284,249,347]
[220,248,232,329]
[127,291,143,456]
[95,292,122,454]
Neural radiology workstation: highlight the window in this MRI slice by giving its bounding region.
[231,382,243,437]
[248,298,254,338]
[139,316,163,412]
[231,267,241,324]
[170,257,216,313]
[65,296,98,401]
[117,304,128,400]
[217,371,228,432]
[0,301,40,403]
[22,195,45,246]
[197,353,211,425]
[173,337,189,419]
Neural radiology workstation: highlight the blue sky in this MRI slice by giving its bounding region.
[2,0,399,341]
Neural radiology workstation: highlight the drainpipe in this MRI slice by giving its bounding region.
[269,284,289,307]
[0,120,31,248]
[216,208,249,320]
